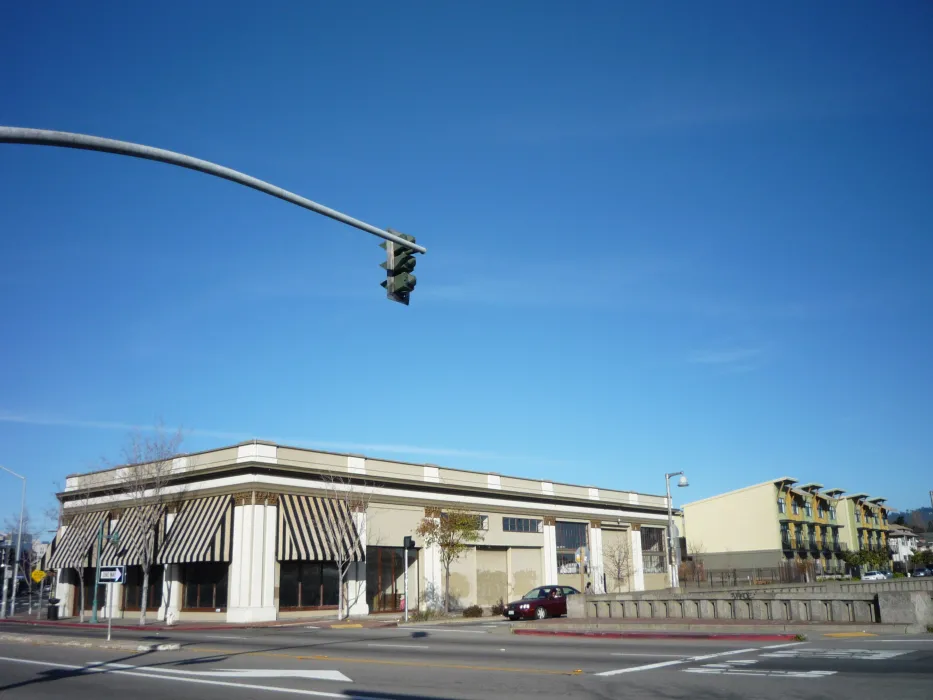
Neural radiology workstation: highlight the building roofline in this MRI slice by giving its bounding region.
[63,439,667,502]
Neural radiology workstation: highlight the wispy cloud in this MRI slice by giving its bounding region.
[0,411,568,466]
[688,346,769,373]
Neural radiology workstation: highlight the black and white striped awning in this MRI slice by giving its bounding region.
[99,505,165,567]
[157,495,233,564]
[277,494,364,562]
[46,510,108,569]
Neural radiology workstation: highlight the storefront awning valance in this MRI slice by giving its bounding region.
[99,505,165,567]
[46,510,108,569]
[157,495,233,564]
[277,494,364,562]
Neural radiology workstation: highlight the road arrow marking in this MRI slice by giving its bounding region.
[102,662,351,682]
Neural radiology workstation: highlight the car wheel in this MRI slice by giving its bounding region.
[534,606,548,620]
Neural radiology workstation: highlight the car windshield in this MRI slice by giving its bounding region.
[523,588,552,599]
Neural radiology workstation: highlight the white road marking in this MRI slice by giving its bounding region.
[305,626,320,629]
[595,647,761,677]
[102,661,351,682]
[0,656,346,697]
[877,639,933,643]
[366,643,429,650]
[761,642,807,649]
[199,635,251,640]
[761,648,913,660]
[684,659,836,678]
[610,653,686,658]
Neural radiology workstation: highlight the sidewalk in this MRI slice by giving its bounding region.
[1,613,399,632]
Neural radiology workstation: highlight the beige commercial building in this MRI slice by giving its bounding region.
[45,441,673,622]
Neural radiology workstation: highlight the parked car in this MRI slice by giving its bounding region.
[503,585,580,620]
[911,568,933,578]
[861,571,886,581]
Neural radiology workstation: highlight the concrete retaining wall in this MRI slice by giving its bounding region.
[569,588,932,626]
[623,578,933,598]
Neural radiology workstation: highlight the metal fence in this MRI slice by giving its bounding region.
[678,561,849,589]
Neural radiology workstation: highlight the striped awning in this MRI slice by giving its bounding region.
[277,494,364,562]
[46,510,108,569]
[99,505,165,566]
[157,495,233,564]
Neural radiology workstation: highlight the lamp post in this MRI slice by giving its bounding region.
[665,471,689,590]
[0,465,26,618]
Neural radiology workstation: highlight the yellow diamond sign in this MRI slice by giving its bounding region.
[31,569,46,583]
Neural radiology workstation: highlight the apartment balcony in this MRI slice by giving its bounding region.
[820,539,832,552]
[808,538,820,552]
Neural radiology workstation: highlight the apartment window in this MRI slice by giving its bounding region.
[641,527,667,574]
[829,506,836,520]
[792,501,799,515]
[817,505,826,519]
[804,502,813,517]
[777,498,786,514]
[854,511,861,523]
[182,563,228,611]
[503,517,542,533]
[279,561,339,609]
[781,524,791,545]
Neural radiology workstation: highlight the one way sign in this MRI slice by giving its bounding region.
[99,566,125,583]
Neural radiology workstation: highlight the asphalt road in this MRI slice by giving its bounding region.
[1,623,931,699]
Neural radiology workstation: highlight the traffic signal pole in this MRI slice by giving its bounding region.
[0,127,426,254]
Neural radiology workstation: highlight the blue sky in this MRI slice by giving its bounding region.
[2,1,932,532]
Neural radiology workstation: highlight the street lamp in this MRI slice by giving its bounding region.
[0,465,26,618]
[665,471,689,589]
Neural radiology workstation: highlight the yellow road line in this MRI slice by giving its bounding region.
[189,646,579,675]
[823,632,878,638]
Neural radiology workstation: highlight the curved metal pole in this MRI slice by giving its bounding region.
[0,465,26,618]
[0,126,426,254]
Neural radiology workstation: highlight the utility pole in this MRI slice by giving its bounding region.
[0,466,26,618]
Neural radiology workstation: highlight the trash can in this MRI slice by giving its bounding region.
[47,598,60,621]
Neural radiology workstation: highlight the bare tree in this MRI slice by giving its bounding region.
[604,535,633,593]
[115,425,184,626]
[679,540,707,586]
[4,509,33,610]
[320,474,372,621]
[416,509,485,613]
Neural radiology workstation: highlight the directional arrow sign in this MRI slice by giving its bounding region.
[99,566,125,583]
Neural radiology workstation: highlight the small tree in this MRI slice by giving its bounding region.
[604,536,633,593]
[116,425,184,626]
[416,509,485,613]
[3,509,33,608]
[320,474,372,620]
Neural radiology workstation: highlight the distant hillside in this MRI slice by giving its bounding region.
[890,506,932,530]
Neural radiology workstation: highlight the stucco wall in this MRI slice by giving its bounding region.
[509,547,542,600]
[684,482,780,555]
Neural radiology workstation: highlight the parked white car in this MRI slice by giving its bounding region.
[861,571,887,581]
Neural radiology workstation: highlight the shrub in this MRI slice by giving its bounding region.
[894,572,906,579]
[491,598,506,616]
[408,609,443,622]
[794,633,808,641]
[462,605,483,618]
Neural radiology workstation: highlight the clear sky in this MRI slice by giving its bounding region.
[2,2,932,533]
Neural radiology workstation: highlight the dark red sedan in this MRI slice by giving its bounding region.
[503,585,580,620]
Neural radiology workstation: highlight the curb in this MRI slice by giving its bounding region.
[1,618,399,632]
[0,633,181,652]
[511,629,799,641]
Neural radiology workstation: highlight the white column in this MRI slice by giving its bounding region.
[422,516,442,610]
[55,569,76,618]
[630,528,645,592]
[227,496,277,623]
[543,520,558,585]
[347,508,369,616]
[159,564,182,622]
[589,524,604,593]
[108,515,124,618]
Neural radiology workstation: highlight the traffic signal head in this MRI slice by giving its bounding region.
[380,230,418,305]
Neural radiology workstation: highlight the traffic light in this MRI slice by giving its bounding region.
[380,229,418,305]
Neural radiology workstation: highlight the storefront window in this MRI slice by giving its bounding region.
[182,563,228,610]
[279,562,339,609]
[366,546,411,612]
[556,522,587,574]
[123,565,163,610]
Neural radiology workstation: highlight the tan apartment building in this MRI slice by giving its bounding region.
[44,441,674,622]
[682,478,881,575]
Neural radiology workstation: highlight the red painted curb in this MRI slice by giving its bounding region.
[511,629,798,642]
